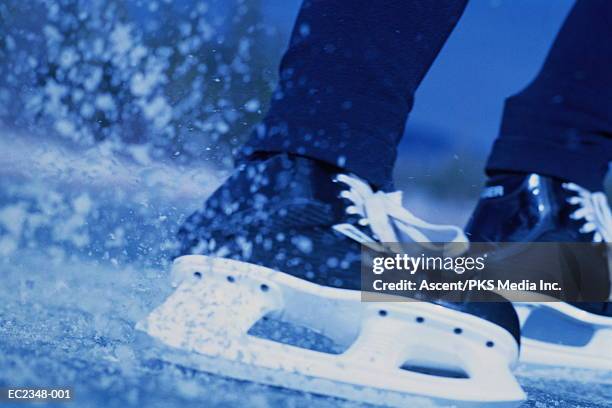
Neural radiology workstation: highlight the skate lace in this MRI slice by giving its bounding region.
[563,182,612,242]
[332,174,468,255]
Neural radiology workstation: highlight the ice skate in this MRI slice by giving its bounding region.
[137,154,526,407]
[467,173,612,370]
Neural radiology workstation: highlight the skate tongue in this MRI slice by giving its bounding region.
[385,191,468,255]
[335,174,468,256]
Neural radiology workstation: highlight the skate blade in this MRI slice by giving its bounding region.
[515,302,612,371]
[137,255,525,407]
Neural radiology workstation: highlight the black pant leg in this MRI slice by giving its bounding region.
[237,0,468,190]
[487,0,612,191]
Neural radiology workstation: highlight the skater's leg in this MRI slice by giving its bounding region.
[184,0,474,278]
[468,0,612,286]
[486,0,612,191]
[166,2,526,395]
[467,1,612,369]
[237,0,468,190]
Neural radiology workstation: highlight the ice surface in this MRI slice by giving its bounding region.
[0,136,610,408]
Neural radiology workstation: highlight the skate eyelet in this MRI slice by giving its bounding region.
[453,328,462,334]
[193,271,202,279]
[260,284,269,292]
[486,341,495,348]
[378,309,388,317]
[416,317,424,323]
[227,276,235,283]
